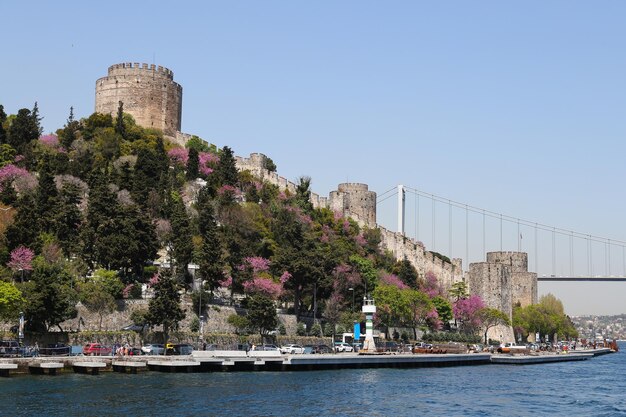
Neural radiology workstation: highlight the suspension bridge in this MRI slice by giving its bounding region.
[376,185,626,282]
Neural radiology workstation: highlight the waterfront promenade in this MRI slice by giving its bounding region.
[0,348,613,376]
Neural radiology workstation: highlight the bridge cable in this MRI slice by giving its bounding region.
[448,200,453,259]
[376,187,397,202]
[403,186,626,247]
[376,190,398,205]
[432,197,436,251]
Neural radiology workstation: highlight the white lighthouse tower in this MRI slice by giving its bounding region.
[361,296,377,353]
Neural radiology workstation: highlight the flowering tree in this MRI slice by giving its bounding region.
[420,271,446,298]
[7,246,34,281]
[0,164,32,193]
[199,152,218,176]
[243,277,282,299]
[453,294,485,335]
[39,134,60,148]
[380,273,409,290]
[168,147,188,165]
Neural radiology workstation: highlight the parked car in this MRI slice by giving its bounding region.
[141,344,165,355]
[0,340,20,357]
[334,342,354,353]
[280,344,305,354]
[255,344,279,351]
[167,344,193,355]
[304,344,332,354]
[41,343,71,356]
[82,343,112,356]
[377,341,400,353]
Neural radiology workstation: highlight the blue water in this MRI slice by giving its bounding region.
[2,348,625,416]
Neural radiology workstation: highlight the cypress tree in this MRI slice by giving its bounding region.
[0,105,6,144]
[169,193,193,281]
[186,147,199,180]
[216,146,238,187]
[115,101,126,139]
[146,268,185,342]
[197,189,224,293]
[8,108,38,155]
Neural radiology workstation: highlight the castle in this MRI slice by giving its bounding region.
[95,63,537,343]
[95,63,183,138]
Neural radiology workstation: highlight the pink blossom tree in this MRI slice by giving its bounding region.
[243,277,282,299]
[168,148,189,165]
[453,294,485,334]
[7,246,34,282]
[420,271,446,298]
[380,273,409,290]
[0,164,32,193]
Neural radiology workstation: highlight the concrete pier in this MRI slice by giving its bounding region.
[491,353,593,365]
[147,360,200,373]
[29,362,64,375]
[73,362,107,375]
[112,361,147,373]
[0,363,18,377]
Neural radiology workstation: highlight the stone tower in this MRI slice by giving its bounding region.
[329,183,377,227]
[467,251,538,343]
[486,252,538,308]
[95,62,182,137]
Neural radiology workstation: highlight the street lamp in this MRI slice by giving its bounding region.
[348,288,354,313]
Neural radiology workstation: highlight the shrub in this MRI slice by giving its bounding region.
[296,322,306,336]
[190,316,200,333]
[278,323,286,336]
[310,323,322,337]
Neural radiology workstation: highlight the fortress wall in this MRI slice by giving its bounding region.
[486,251,528,273]
[511,271,538,307]
[468,262,515,343]
[378,225,463,291]
[95,62,182,137]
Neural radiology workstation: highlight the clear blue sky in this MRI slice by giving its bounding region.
[3,1,626,315]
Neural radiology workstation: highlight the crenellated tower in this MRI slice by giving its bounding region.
[95,62,183,137]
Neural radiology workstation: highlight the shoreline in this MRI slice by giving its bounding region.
[0,348,614,377]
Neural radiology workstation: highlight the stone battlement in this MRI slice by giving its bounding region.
[107,62,175,79]
[96,62,182,137]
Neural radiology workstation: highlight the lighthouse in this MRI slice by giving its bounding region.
[361,296,377,353]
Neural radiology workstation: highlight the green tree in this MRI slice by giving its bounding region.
[79,280,116,330]
[169,193,193,281]
[115,101,126,139]
[197,190,225,293]
[21,258,77,332]
[8,108,38,155]
[216,146,238,187]
[6,195,41,251]
[227,314,249,334]
[372,284,410,335]
[58,107,79,150]
[185,135,210,152]
[431,296,453,325]
[405,289,434,338]
[0,105,7,144]
[294,176,314,214]
[393,257,420,289]
[0,281,24,321]
[91,269,124,299]
[36,156,59,232]
[52,181,83,256]
[246,294,278,337]
[146,270,185,341]
[186,147,199,180]
[478,307,511,344]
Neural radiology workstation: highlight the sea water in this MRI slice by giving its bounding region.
[2,345,625,416]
